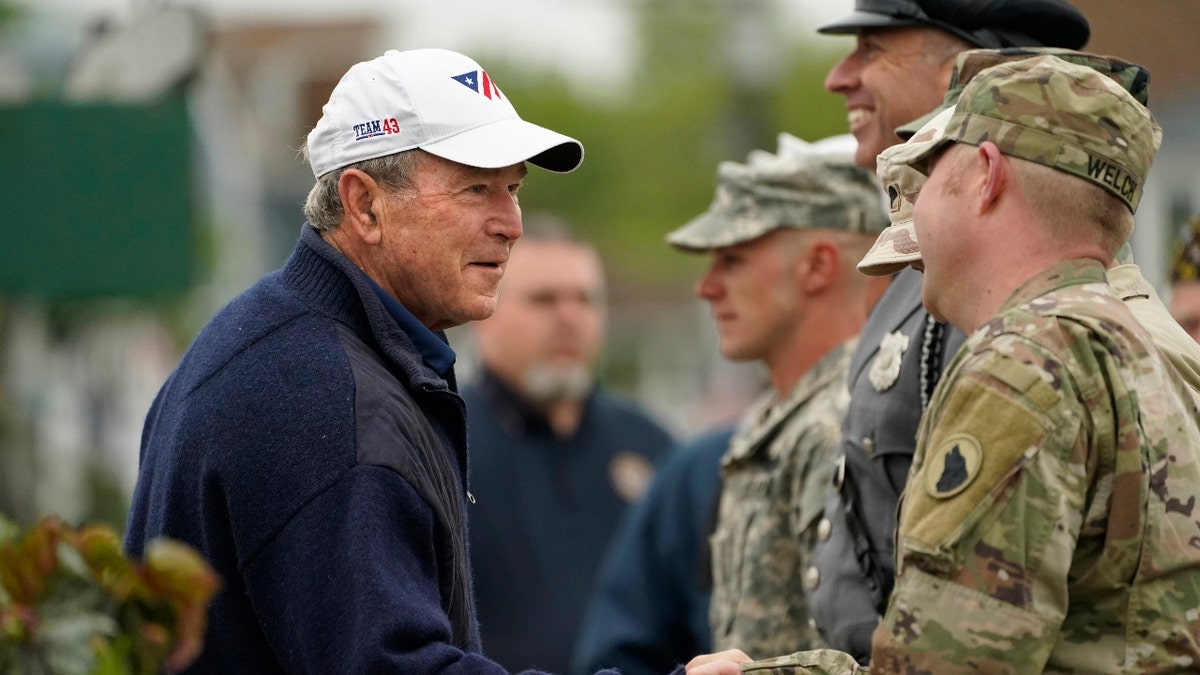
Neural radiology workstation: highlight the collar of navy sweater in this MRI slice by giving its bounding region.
[288,225,457,380]
[364,276,457,379]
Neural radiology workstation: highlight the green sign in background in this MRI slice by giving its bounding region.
[0,94,194,298]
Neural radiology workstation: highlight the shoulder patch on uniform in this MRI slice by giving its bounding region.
[610,451,655,503]
[924,433,982,499]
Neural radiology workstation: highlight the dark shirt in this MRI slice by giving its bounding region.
[366,275,456,377]
[464,367,673,673]
[571,426,732,675]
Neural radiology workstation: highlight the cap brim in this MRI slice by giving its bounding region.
[422,117,584,173]
[666,211,776,253]
[817,11,924,35]
[896,102,950,141]
[857,219,921,276]
[880,106,957,175]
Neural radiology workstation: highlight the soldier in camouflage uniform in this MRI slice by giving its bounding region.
[666,134,890,659]
[686,54,1200,675]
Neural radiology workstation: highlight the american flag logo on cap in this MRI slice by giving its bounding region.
[451,69,504,100]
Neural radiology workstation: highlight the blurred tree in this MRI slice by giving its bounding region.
[0,2,17,30]
[0,0,28,524]
[0,515,221,674]
[461,3,851,410]
[474,0,848,294]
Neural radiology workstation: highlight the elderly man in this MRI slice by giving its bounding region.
[688,54,1200,675]
[668,134,890,659]
[123,48,595,672]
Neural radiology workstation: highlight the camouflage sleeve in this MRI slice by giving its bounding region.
[739,649,867,674]
[871,335,1090,673]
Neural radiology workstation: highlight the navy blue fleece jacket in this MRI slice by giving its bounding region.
[124,225,616,674]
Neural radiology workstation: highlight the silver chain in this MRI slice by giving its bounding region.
[919,314,944,411]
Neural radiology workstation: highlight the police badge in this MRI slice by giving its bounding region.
[869,330,909,392]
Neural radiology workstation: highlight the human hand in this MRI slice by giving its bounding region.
[685,649,752,675]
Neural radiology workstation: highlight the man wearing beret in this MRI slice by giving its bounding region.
[667,134,890,660]
[688,54,1200,675]
[807,0,1092,662]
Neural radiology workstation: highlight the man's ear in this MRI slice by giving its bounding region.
[799,237,839,295]
[976,142,1008,214]
[338,168,383,245]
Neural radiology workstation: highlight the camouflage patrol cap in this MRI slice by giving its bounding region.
[896,47,1151,139]
[667,133,889,252]
[856,148,929,276]
[887,54,1162,213]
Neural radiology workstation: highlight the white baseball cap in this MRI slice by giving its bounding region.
[306,48,584,177]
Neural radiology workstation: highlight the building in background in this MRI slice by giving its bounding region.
[1069,0,1200,294]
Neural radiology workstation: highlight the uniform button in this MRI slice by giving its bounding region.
[804,566,820,590]
[862,437,875,454]
[817,518,832,541]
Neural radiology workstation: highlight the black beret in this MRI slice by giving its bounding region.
[817,0,1090,50]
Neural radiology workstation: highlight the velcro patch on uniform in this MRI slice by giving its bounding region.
[903,373,1050,552]
[982,339,1063,412]
[924,433,982,499]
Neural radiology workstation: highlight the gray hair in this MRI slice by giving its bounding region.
[299,146,424,232]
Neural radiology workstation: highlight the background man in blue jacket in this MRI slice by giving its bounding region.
[463,221,673,673]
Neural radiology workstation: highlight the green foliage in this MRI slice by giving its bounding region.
[0,2,19,33]
[474,7,850,293]
[0,516,220,675]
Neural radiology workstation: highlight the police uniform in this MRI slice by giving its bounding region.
[465,367,672,674]
[807,269,962,662]
[807,0,1093,658]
